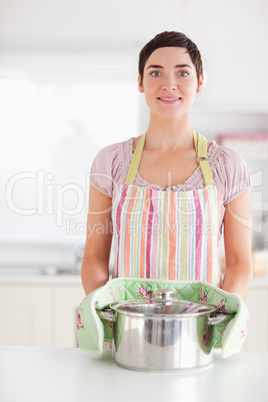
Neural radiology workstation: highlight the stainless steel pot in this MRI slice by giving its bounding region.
[99,289,232,372]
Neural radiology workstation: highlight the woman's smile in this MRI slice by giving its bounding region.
[157,96,182,104]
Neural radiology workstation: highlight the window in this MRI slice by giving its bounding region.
[0,54,140,243]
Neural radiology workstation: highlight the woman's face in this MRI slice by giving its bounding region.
[138,47,204,120]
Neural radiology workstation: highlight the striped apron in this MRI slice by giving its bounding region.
[111,131,222,288]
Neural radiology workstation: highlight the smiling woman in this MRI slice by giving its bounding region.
[81,31,253,300]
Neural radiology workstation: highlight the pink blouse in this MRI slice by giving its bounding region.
[90,137,251,217]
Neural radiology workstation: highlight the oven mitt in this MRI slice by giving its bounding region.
[77,278,249,358]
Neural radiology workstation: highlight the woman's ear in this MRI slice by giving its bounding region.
[196,74,204,93]
[138,75,144,93]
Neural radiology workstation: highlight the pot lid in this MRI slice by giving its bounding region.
[110,289,218,318]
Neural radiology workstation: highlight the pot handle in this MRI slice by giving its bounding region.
[98,308,115,322]
[208,312,234,326]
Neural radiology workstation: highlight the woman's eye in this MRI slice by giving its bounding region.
[178,71,189,77]
[150,71,162,77]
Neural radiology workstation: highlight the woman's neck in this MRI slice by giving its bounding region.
[145,113,194,153]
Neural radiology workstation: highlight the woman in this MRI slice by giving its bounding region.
[81,31,253,299]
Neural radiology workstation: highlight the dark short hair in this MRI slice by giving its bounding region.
[139,31,203,83]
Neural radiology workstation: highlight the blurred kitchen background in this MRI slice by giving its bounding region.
[0,0,268,351]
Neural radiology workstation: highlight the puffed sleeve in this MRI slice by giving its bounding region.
[89,142,124,199]
[216,147,252,206]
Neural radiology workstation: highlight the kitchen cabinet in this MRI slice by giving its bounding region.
[242,288,268,352]
[0,285,52,346]
[51,286,85,347]
[0,280,85,347]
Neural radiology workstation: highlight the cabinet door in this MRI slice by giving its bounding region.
[0,285,51,346]
[51,285,85,347]
[242,288,268,352]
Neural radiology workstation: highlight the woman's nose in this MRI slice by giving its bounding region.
[162,79,177,91]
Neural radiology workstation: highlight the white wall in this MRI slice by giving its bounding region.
[1,0,267,109]
[0,0,186,47]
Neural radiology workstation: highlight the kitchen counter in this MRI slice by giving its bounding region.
[0,346,267,402]
[0,265,82,286]
[0,272,82,285]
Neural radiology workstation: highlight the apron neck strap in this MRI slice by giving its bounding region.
[124,132,146,185]
[193,130,214,186]
[124,130,214,186]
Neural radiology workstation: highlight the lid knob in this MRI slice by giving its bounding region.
[155,289,174,300]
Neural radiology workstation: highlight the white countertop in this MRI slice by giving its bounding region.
[0,346,267,402]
